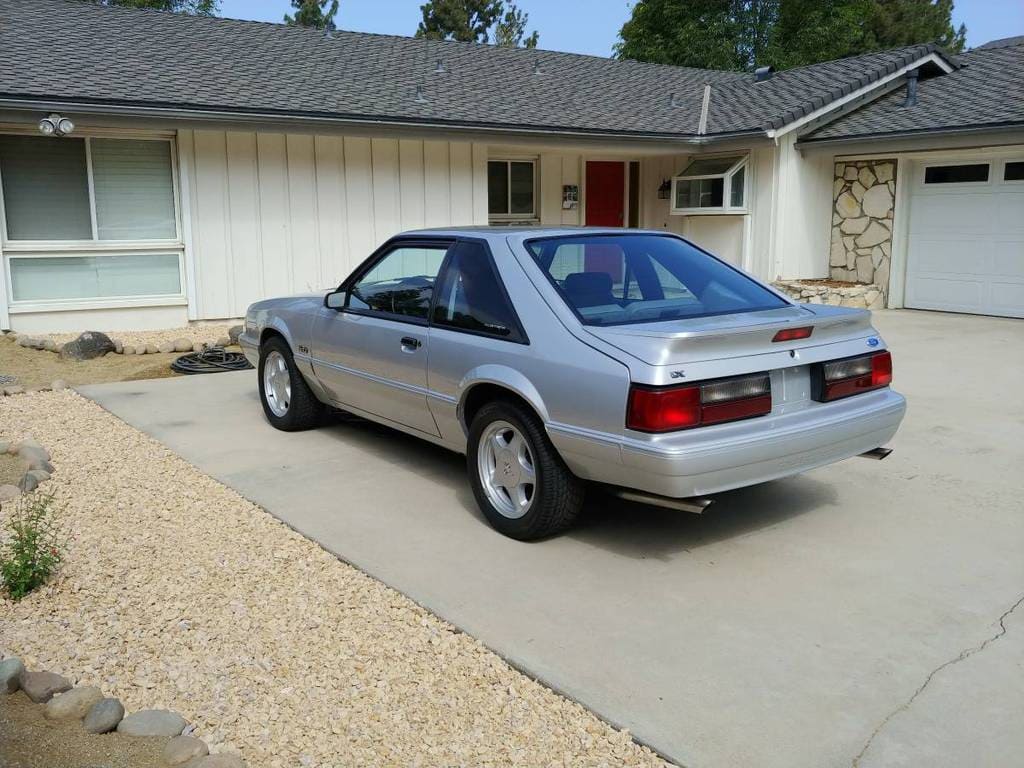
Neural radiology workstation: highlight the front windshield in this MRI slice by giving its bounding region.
[526,234,787,326]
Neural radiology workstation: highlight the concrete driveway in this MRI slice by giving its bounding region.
[80,310,1024,768]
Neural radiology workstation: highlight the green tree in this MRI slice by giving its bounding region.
[616,0,966,71]
[89,0,218,13]
[861,0,965,52]
[614,0,746,70]
[284,0,340,29]
[416,0,539,47]
[495,4,539,48]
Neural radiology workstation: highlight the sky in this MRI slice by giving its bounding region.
[218,0,1023,57]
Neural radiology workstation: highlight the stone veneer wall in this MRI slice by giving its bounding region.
[831,159,896,297]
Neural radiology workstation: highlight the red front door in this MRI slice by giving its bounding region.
[585,161,625,227]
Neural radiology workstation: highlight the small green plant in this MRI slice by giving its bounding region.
[0,493,64,601]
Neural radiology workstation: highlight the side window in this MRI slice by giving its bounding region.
[432,241,525,342]
[348,245,449,320]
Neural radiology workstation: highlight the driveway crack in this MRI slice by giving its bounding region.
[851,593,1024,767]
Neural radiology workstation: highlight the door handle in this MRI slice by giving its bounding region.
[400,336,422,351]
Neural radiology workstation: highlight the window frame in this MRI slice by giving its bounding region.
[0,132,183,247]
[0,129,186,313]
[487,158,538,222]
[670,154,749,216]
[430,238,529,345]
[1001,159,1024,184]
[920,162,991,186]
[336,237,455,327]
[4,249,188,310]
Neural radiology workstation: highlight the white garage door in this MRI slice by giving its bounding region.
[905,158,1024,318]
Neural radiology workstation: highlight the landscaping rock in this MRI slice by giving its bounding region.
[216,336,231,347]
[83,697,125,733]
[185,754,246,768]
[3,386,25,396]
[145,343,160,354]
[42,339,59,352]
[164,735,210,765]
[19,670,72,703]
[228,325,243,344]
[18,472,40,492]
[51,379,67,391]
[173,338,193,353]
[0,657,25,693]
[60,331,116,361]
[114,340,124,354]
[0,485,19,503]
[158,341,176,354]
[123,345,137,355]
[117,709,187,737]
[44,685,103,720]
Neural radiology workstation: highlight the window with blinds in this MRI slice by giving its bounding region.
[0,135,177,242]
[0,136,93,240]
[91,139,177,240]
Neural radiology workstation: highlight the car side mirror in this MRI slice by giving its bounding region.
[325,290,346,310]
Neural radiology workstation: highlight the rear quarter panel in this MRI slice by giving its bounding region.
[427,237,631,474]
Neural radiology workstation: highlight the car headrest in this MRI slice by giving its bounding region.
[564,272,613,297]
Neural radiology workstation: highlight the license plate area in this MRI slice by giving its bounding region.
[771,365,811,413]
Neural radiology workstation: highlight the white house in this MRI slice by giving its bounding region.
[0,0,1021,333]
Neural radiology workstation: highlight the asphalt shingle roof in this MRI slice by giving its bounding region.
[0,0,961,140]
[804,37,1024,141]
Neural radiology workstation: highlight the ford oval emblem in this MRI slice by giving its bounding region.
[867,337,880,347]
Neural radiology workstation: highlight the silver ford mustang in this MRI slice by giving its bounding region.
[240,227,905,539]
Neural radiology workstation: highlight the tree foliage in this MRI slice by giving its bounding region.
[416,0,539,47]
[284,0,340,29]
[615,0,967,71]
[89,0,218,13]
[495,4,539,48]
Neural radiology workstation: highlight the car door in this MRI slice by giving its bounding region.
[310,240,452,436]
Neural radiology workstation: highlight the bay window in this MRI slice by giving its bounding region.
[671,155,748,214]
[0,133,183,307]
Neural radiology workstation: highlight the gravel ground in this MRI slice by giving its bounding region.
[0,391,668,768]
[38,323,239,350]
[0,691,167,768]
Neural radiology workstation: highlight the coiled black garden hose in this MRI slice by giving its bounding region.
[171,346,253,375]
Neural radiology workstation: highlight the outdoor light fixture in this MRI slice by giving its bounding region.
[657,179,671,199]
[38,113,75,137]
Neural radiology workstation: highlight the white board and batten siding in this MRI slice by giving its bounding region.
[178,129,488,321]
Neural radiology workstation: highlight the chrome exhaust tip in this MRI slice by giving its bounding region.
[614,489,713,514]
[859,447,893,460]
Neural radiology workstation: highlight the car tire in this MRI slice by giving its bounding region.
[258,335,325,431]
[467,399,584,540]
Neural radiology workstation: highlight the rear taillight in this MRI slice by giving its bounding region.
[627,373,772,433]
[812,350,892,402]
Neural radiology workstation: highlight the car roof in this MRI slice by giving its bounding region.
[399,226,673,240]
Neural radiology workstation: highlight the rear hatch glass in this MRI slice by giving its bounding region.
[525,233,788,327]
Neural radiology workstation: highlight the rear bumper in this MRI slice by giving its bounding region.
[550,389,906,498]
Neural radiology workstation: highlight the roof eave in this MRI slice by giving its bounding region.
[0,94,774,146]
[796,121,1024,148]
